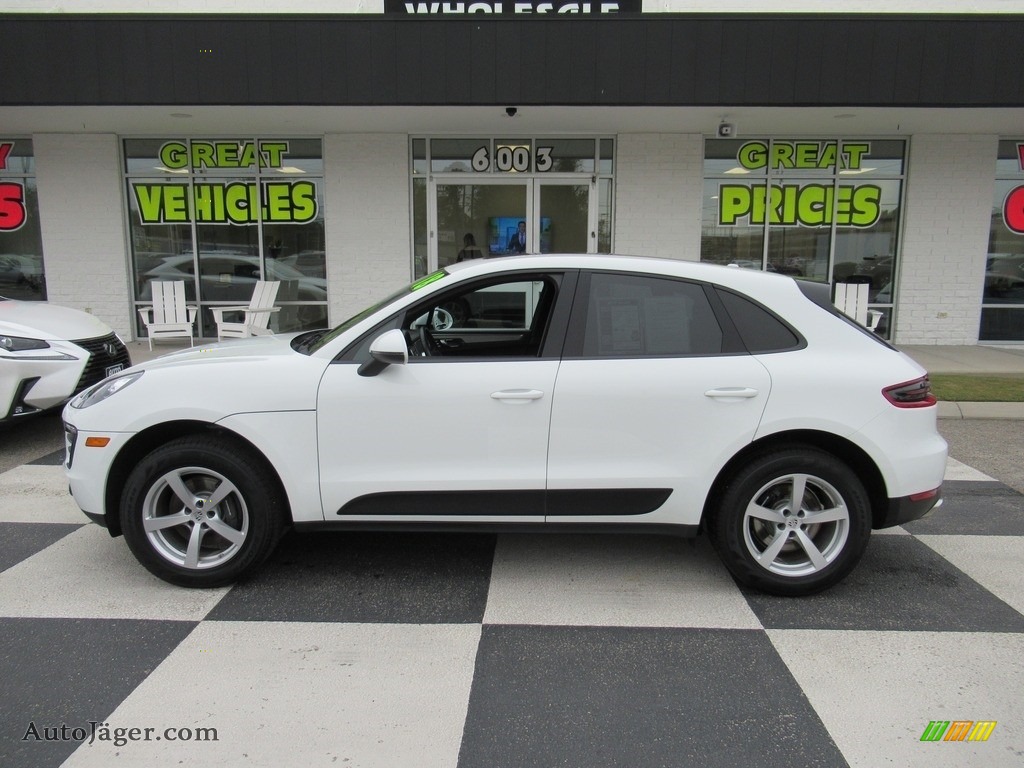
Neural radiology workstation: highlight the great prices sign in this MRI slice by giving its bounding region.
[1005,143,1024,235]
[0,143,27,232]
[716,141,882,229]
[131,140,319,226]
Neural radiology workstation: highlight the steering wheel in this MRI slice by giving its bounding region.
[430,307,455,331]
[418,325,443,356]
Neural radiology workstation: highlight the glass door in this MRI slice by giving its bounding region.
[430,180,531,271]
[535,180,595,254]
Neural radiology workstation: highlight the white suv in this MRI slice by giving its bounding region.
[63,255,946,596]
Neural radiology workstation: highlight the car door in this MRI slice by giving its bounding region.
[316,271,574,523]
[545,270,772,527]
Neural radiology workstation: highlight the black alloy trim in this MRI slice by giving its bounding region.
[876,487,943,529]
[336,487,672,517]
[298,520,699,538]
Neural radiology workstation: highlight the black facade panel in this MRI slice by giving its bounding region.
[1,15,1023,108]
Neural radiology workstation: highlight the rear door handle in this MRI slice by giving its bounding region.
[491,389,544,402]
[704,387,759,399]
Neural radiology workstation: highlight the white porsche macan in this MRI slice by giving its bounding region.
[1,296,130,422]
[62,255,947,596]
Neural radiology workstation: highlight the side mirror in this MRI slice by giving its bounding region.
[358,328,409,377]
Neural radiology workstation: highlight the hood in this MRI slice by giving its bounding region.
[136,333,305,372]
[0,298,115,341]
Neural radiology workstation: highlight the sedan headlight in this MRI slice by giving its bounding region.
[70,371,144,409]
[0,334,51,352]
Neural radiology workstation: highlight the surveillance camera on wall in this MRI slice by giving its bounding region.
[506,106,518,117]
[717,122,736,138]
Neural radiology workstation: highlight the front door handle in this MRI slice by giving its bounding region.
[704,387,759,399]
[491,389,544,402]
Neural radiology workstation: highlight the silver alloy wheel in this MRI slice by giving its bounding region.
[141,465,250,570]
[742,472,850,577]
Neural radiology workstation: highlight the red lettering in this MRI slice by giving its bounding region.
[1005,186,1024,235]
[0,182,27,231]
[0,142,12,170]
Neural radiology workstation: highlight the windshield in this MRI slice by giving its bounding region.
[300,270,450,354]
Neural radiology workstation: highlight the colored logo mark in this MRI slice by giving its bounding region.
[920,720,997,742]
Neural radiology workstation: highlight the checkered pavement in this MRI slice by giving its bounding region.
[1,451,1022,768]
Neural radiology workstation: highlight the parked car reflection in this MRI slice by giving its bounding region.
[984,254,1024,301]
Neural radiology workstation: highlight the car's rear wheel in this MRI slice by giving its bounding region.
[710,447,871,596]
[120,435,286,588]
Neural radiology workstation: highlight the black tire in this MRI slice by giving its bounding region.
[709,446,871,596]
[120,434,287,588]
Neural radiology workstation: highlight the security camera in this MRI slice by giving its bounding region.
[717,122,736,138]
[505,106,518,117]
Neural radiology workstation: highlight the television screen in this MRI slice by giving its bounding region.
[487,217,552,255]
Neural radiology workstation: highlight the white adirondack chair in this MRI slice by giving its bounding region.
[211,280,281,341]
[138,280,198,350]
[833,282,882,332]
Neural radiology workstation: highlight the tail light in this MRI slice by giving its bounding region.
[883,376,937,408]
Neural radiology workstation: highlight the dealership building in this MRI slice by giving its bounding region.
[1,1,1023,345]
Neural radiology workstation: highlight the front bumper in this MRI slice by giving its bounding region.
[63,420,132,534]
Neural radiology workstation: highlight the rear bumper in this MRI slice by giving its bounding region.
[876,487,943,529]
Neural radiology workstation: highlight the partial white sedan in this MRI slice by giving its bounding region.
[1,297,130,422]
[63,255,947,596]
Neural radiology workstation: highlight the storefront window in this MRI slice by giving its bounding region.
[0,139,46,300]
[124,138,326,337]
[981,140,1024,342]
[701,138,906,338]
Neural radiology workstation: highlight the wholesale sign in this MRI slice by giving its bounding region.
[716,141,882,229]
[131,140,319,226]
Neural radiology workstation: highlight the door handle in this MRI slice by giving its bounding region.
[491,389,544,402]
[704,387,759,399]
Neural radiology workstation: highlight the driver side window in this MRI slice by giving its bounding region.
[406,276,557,359]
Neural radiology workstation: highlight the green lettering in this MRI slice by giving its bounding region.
[261,142,289,168]
[238,143,256,169]
[291,181,317,222]
[163,186,190,222]
[191,142,216,170]
[794,143,820,169]
[159,142,188,170]
[843,143,871,170]
[133,185,165,223]
[797,184,829,226]
[225,182,253,224]
[818,142,837,170]
[216,143,239,168]
[719,185,753,225]
[849,185,881,227]
[264,183,292,221]
[771,143,794,170]
[737,142,767,170]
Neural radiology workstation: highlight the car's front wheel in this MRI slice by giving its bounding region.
[710,447,871,596]
[120,435,287,588]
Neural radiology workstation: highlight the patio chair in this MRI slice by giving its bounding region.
[833,282,882,332]
[138,280,198,350]
[211,280,281,341]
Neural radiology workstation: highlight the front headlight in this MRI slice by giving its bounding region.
[70,371,144,409]
[0,334,50,352]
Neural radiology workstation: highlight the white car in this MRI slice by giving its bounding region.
[1,297,130,422]
[63,255,947,596]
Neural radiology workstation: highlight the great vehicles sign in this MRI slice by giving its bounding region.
[131,140,318,226]
[0,142,26,232]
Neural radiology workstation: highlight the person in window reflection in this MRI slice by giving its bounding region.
[456,233,484,262]
[506,221,527,254]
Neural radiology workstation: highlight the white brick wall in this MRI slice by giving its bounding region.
[895,134,998,345]
[614,133,703,260]
[33,133,133,337]
[323,134,412,324]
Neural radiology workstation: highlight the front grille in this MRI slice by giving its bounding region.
[72,333,131,393]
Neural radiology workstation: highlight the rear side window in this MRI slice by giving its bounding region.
[715,289,801,353]
[581,273,723,356]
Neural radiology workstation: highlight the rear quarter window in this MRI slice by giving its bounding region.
[715,288,802,353]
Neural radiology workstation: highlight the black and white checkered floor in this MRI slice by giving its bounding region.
[2,451,1022,768]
